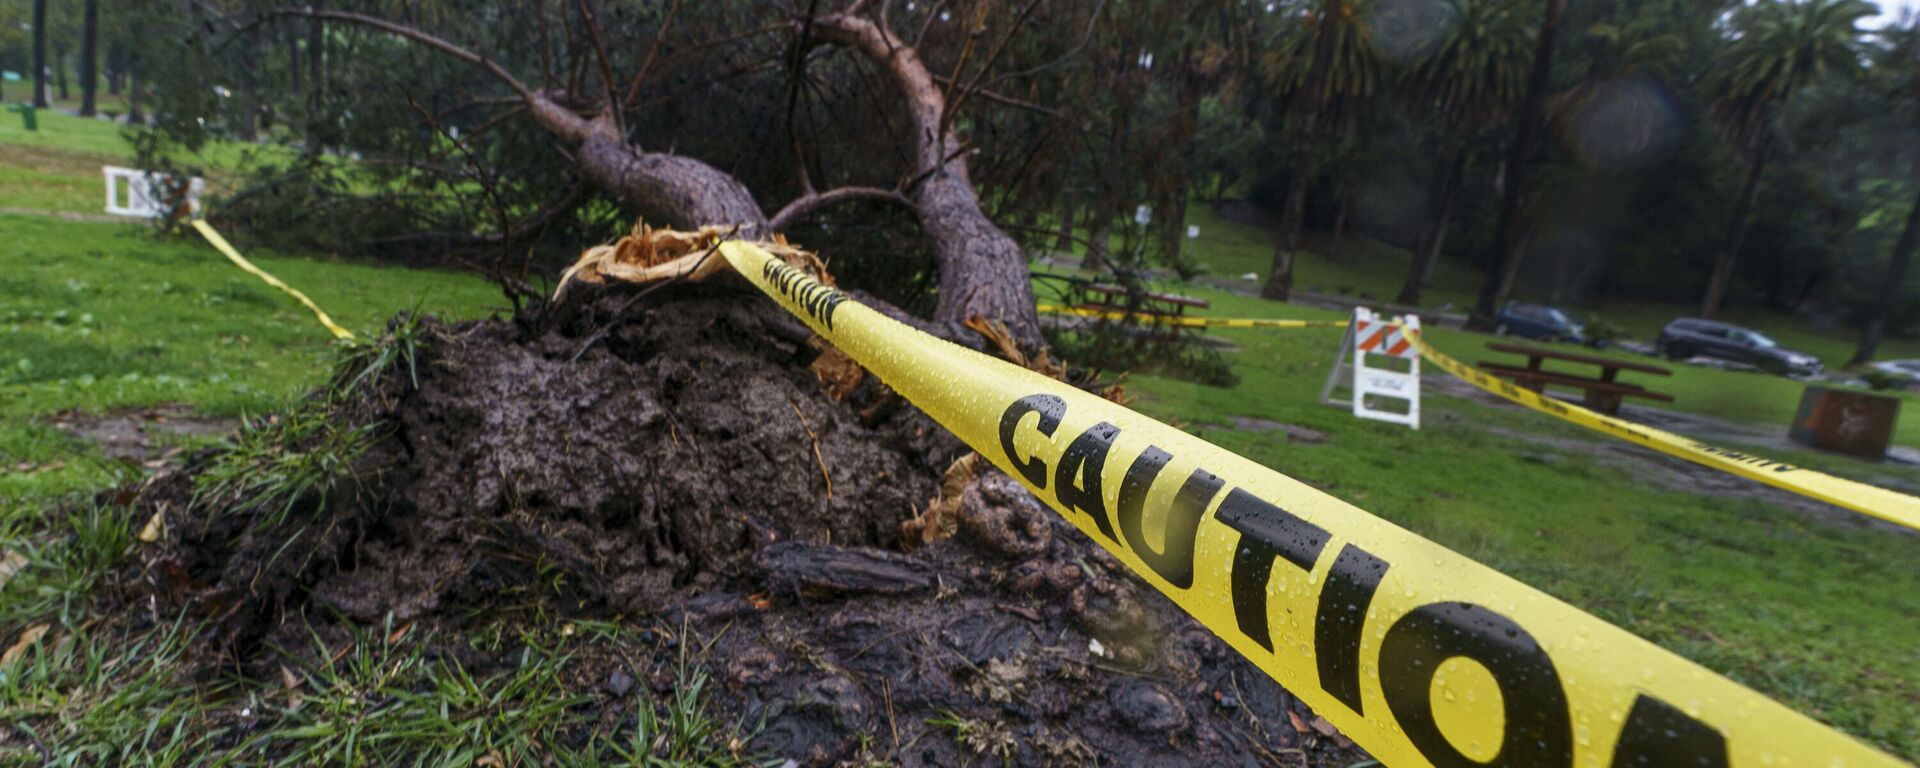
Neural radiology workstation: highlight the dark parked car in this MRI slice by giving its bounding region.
[1493,302,1586,344]
[1655,319,1822,376]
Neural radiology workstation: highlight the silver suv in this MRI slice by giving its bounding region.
[1655,319,1822,377]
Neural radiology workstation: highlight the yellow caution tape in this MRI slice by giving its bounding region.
[190,220,356,341]
[1039,302,1349,329]
[1410,334,1920,533]
[718,240,1905,768]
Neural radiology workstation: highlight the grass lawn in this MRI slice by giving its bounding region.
[0,108,288,217]
[1042,218,1920,757]
[0,213,506,505]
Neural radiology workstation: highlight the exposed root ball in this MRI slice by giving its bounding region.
[115,281,1366,766]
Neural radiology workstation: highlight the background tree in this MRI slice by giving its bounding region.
[79,0,98,116]
[1262,0,1380,300]
[1391,0,1530,306]
[1849,14,1920,364]
[1698,0,1873,318]
[30,0,47,107]
[1470,0,1565,323]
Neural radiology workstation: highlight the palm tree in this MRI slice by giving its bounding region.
[1393,0,1532,306]
[80,0,98,117]
[1261,0,1380,301]
[1851,15,1920,365]
[1469,0,1566,324]
[31,0,49,108]
[1698,0,1873,319]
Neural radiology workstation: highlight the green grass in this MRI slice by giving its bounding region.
[0,213,504,514]
[1043,222,1920,758]
[0,108,294,216]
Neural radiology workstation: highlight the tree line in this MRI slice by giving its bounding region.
[6,0,1916,363]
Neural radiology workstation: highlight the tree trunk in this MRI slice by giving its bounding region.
[307,4,324,149]
[1471,0,1566,326]
[107,42,123,95]
[31,0,48,107]
[55,45,69,101]
[1700,149,1769,319]
[126,64,143,125]
[80,0,99,116]
[239,28,260,142]
[1850,183,1920,365]
[1261,0,1343,301]
[1327,196,1349,262]
[1055,190,1076,252]
[1085,209,1113,272]
[289,25,302,97]
[1400,130,1466,306]
[810,12,1042,344]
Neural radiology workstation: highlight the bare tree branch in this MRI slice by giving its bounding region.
[769,186,915,232]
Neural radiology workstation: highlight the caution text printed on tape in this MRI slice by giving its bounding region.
[721,241,1903,768]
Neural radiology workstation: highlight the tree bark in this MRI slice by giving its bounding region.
[1399,128,1465,306]
[108,42,123,95]
[1700,148,1769,319]
[1471,0,1566,326]
[56,45,69,101]
[288,25,302,97]
[126,64,143,125]
[1261,0,1343,301]
[80,0,99,116]
[30,0,48,107]
[1850,183,1920,365]
[1085,208,1113,272]
[809,11,1042,343]
[1326,195,1348,261]
[1055,189,1076,252]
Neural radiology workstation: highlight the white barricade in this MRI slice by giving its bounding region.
[103,165,205,219]
[1319,306,1422,429]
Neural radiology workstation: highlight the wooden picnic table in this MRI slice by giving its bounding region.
[1480,342,1674,415]
[1071,283,1210,320]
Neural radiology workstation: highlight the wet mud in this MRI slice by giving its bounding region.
[112,280,1367,766]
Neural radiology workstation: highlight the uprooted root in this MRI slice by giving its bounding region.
[106,274,1365,765]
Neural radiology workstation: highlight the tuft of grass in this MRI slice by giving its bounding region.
[0,618,228,765]
[252,617,592,766]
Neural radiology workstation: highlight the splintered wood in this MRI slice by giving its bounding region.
[554,222,830,298]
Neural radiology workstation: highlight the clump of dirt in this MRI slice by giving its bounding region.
[110,278,1365,765]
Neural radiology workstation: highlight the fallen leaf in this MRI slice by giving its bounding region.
[137,506,167,543]
[2,624,49,666]
[0,550,26,590]
[1310,715,1339,738]
[475,750,504,767]
[1286,709,1309,733]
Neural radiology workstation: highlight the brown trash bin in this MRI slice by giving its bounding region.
[1789,386,1901,460]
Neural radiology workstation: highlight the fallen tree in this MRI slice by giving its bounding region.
[267,2,1042,343]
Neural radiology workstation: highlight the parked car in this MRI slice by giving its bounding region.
[1655,319,1823,376]
[1870,359,1920,381]
[1493,302,1587,344]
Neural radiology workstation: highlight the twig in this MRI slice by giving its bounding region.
[788,400,833,498]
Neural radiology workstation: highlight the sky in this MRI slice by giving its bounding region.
[1866,0,1919,28]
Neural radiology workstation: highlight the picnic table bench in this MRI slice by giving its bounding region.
[1479,342,1673,415]
[1071,282,1211,321]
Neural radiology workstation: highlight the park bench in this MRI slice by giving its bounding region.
[1479,342,1673,415]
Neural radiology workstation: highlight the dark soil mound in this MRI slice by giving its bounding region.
[116,280,1365,766]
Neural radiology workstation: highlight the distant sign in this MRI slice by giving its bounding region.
[1,71,21,82]
[1187,225,1200,239]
